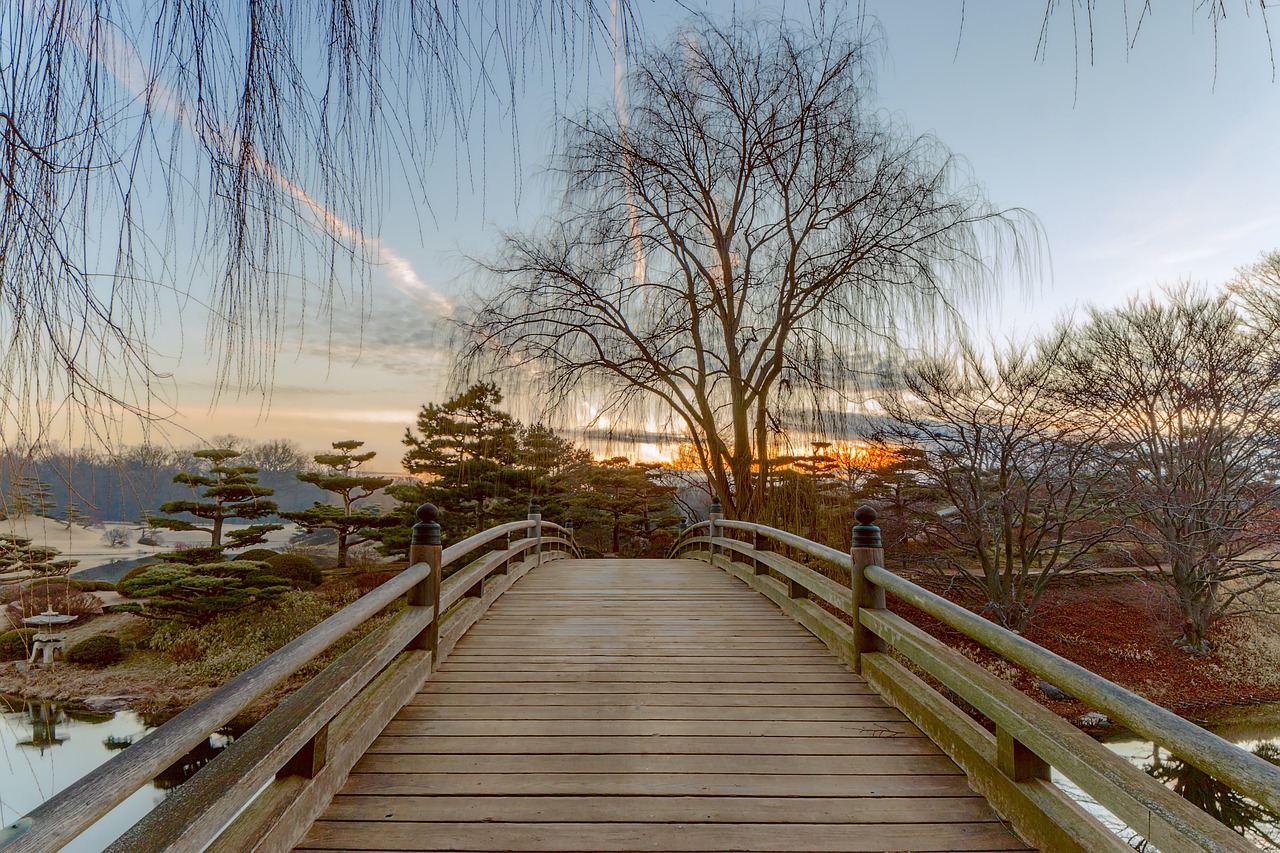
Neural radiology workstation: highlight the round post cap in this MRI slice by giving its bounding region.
[412,503,442,546]
[528,497,542,514]
[852,504,881,549]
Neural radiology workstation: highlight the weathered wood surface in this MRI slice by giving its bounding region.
[295,558,1029,852]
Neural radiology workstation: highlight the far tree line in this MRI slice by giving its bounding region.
[8,262,1280,658]
[0,385,685,569]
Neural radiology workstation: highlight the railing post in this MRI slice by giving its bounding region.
[708,497,723,562]
[850,505,886,673]
[997,727,1051,782]
[564,518,574,555]
[408,503,441,665]
[529,497,542,566]
[752,529,771,577]
[278,722,328,779]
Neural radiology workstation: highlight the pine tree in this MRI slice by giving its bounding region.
[148,449,282,550]
[0,534,77,580]
[568,457,680,555]
[283,440,397,568]
[5,476,56,519]
[399,383,525,540]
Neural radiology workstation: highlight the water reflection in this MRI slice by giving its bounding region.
[1133,742,1280,850]
[12,700,68,753]
[0,695,248,852]
[1058,714,1280,852]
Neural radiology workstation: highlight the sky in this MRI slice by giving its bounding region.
[88,1,1280,469]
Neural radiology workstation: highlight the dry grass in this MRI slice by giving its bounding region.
[1214,612,1280,689]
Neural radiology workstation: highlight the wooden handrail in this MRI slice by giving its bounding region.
[671,511,1280,851]
[863,563,1280,817]
[0,509,573,853]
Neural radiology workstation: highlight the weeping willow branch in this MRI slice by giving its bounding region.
[0,0,632,448]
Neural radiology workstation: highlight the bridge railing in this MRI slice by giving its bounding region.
[672,507,1280,853]
[0,501,576,853]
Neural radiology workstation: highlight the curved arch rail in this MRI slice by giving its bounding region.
[0,504,578,853]
[672,510,1280,853]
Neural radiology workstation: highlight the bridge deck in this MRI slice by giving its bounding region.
[294,558,1030,852]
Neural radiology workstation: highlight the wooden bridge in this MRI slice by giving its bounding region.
[3,503,1279,852]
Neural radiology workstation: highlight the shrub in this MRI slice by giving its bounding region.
[265,553,322,589]
[66,635,125,667]
[0,628,39,660]
[345,544,386,571]
[168,636,202,664]
[67,579,116,592]
[102,528,130,548]
[118,564,159,586]
[4,584,104,624]
[354,570,397,595]
[235,548,279,563]
[117,561,291,625]
[149,590,346,678]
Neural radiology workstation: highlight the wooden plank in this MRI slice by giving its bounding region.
[378,718,914,737]
[364,734,933,755]
[395,703,900,720]
[439,661,850,670]
[407,692,877,707]
[292,557,1028,853]
[320,795,1005,824]
[428,670,852,683]
[413,681,869,695]
[297,821,1030,851]
[336,771,972,797]
[350,753,964,776]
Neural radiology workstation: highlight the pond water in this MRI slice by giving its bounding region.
[1053,706,1280,851]
[0,696,241,852]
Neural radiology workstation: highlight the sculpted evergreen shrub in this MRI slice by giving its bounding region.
[117,561,290,625]
[0,628,38,660]
[264,553,322,589]
[66,635,124,667]
[118,564,156,586]
[235,548,279,563]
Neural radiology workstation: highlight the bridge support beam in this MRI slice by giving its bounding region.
[850,505,886,673]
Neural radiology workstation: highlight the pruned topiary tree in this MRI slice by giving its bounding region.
[283,440,396,569]
[148,448,282,551]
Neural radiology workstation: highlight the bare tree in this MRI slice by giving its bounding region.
[0,0,634,444]
[879,333,1115,631]
[464,15,1040,519]
[1057,288,1280,652]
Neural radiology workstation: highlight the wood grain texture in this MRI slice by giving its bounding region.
[296,558,1029,852]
